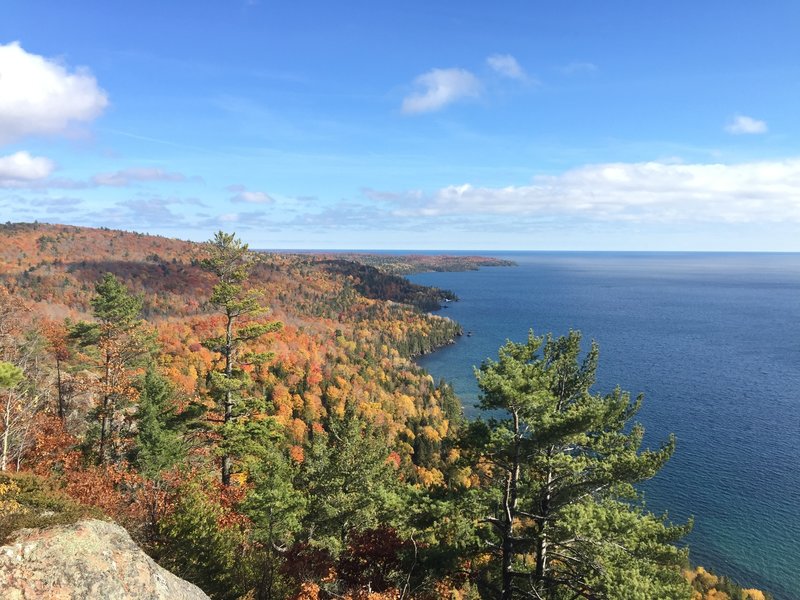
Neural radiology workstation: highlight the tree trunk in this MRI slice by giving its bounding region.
[535,458,553,595]
[1,395,11,472]
[221,313,234,486]
[501,409,522,600]
[56,357,65,421]
[98,350,111,465]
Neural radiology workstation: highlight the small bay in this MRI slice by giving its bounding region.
[409,252,800,599]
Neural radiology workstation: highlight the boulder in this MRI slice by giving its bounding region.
[0,519,209,599]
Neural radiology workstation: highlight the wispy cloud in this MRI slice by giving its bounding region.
[558,61,599,75]
[101,128,226,155]
[0,195,84,219]
[196,210,283,231]
[28,197,84,211]
[75,195,202,229]
[401,68,482,114]
[0,42,108,145]
[2,165,197,190]
[725,115,767,135]
[286,202,408,231]
[486,54,527,80]
[361,187,423,203]
[2,181,208,235]
[92,167,190,187]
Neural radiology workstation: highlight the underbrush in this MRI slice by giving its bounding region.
[0,471,103,543]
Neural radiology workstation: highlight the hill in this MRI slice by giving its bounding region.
[0,222,769,600]
[0,222,477,597]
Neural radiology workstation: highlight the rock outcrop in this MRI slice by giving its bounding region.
[0,519,209,599]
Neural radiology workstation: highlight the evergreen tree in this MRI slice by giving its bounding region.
[157,480,246,600]
[131,367,186,479]
[0,362,24,389]
[70,273,154,464]
[201,231,282,485]
[469,330,690,599]
[239,417,307,600]
[298,404,403,556]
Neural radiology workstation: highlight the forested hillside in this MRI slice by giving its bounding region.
[0,223,768,599]
[312,252,516,276]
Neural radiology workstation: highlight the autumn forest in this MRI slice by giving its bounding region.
[0,222,767,600]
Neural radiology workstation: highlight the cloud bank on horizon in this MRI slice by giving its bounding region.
[383,158,800,224]
[1,0,799,251]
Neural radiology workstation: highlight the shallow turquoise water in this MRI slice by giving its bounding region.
[409,252,800,599]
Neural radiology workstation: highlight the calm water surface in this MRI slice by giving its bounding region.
[409,253,800,599]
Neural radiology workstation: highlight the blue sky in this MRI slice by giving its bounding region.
[2,1,800,250]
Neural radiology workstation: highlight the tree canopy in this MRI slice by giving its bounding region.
[200,231,282,485]
[468,330,691,599]
[0,224,764,600]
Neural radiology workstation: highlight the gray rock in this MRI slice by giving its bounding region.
[0,519,209,599]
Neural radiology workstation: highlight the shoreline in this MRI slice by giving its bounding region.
[402,262,777,600]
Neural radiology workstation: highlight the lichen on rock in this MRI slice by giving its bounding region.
[0,519,209,599]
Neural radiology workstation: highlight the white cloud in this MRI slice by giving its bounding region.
[0,42,108,144]
[386,158,800,224]
[486,54,526,80]
[232,190,273,204]
[0,151,55,186]
[227,184,274,204]
[91,167,187,187]
[401,68,482,114]
[725,115,767,135]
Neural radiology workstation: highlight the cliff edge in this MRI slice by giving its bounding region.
[0,519,209,599]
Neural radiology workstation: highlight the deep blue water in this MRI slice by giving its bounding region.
[408,252,800,600]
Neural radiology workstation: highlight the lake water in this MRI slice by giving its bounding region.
[408,252,800,599]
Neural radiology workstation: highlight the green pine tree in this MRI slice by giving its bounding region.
[200,231,282,485]
[468,330,691,600]
[131,367,186,479]
[238,415,307,600]
[70,273,154,464]
[157,480,246,600]
[298,404,404,557]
